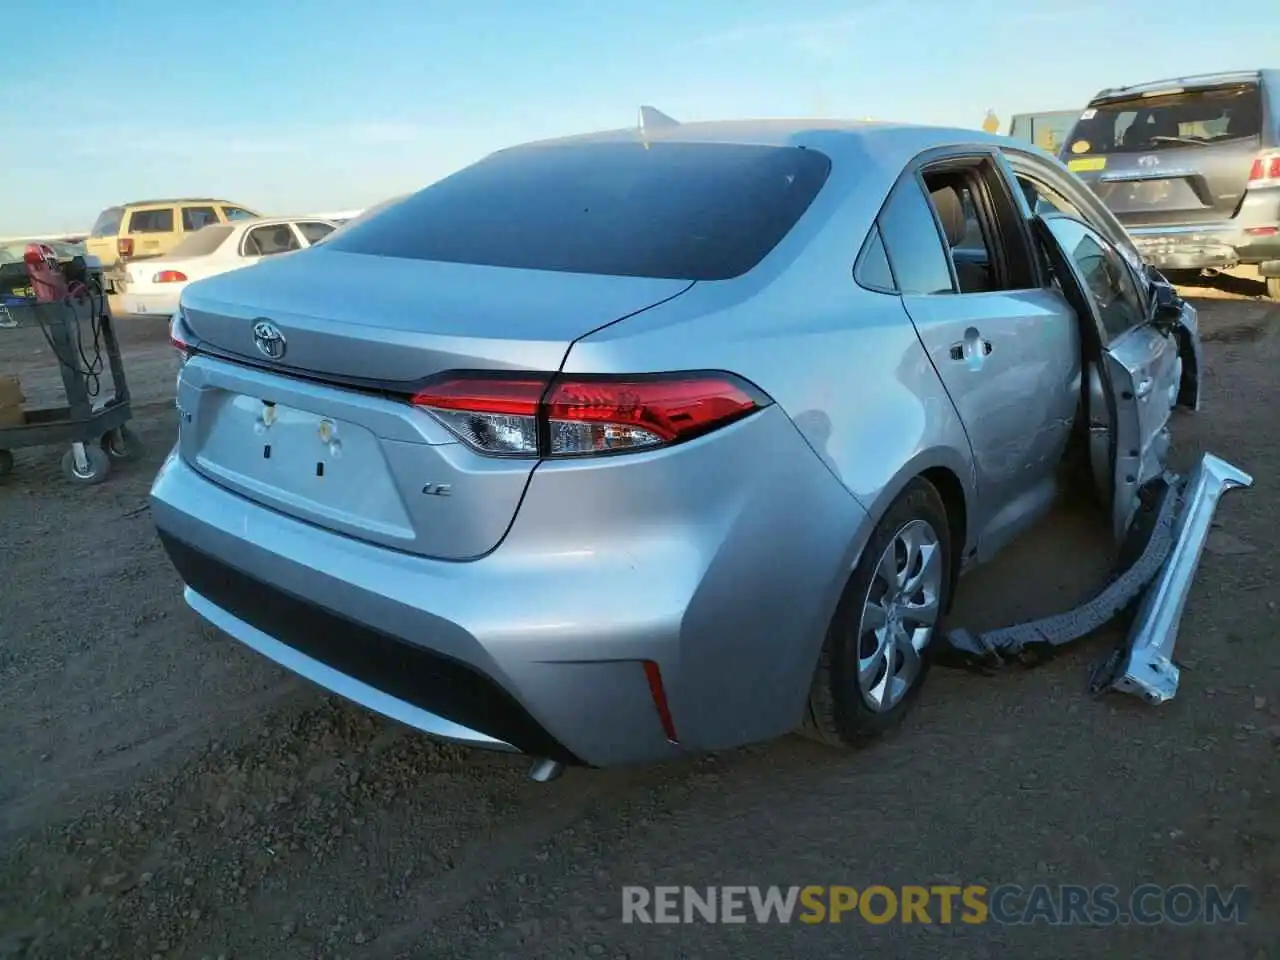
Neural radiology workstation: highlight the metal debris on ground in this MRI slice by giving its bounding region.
[941,452,1254,707]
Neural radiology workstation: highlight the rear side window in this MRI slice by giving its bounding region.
[129,208,174,234]
[854,227,896,293]
[182,206,219,232]
[877,177,956,295]
[170,224,235,257]
[91,207,124,237]
[221,206,257,221]
[326,141,833,281]
[243,224,302,256]
[1066,83,1261,155]
[296,221,335,244]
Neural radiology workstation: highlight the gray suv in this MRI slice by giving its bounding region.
[1061,69,1280,300]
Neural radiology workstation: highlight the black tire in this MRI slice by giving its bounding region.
[1266,277,1280,302]
[802,477,952,747]
[60,445,111,486]
[0,449,13,478]
[101,425,145,462]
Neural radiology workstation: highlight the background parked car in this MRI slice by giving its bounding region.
[300,209,365,225]
[85,198,261,292]
[1006,109,1081,154]
[117,217,336,318]
[1063,69,1280,300]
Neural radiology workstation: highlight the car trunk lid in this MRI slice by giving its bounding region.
[126,255,216,288]
[175,248,693,559]
[180,247,691,382]
[1064,80,1264,228]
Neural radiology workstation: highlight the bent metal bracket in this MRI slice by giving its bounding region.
[940,452,1254,705]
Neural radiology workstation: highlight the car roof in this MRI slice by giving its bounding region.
[221,216,334,233]
[116,198,243,208]
[499,118,1023,167]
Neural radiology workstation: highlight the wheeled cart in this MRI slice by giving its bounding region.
[0,255,143,485]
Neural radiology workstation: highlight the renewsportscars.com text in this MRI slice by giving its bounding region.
[621,884,1249,926]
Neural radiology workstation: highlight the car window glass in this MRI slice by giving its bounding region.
[128,209,174,234]
[91,208,124,237]
[1044,217,1146,341]
[1016,175,1083,218]
[1066,83,1261,155]
[182,206,220,232]
[325,141,832,281]
[221,206,257,221]
[853,226,895,292]
[877,178,955,295]
[244,224,302,257]
[296,221,335,244]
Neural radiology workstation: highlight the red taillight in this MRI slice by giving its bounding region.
[1247,153,1280,184]
[153,270,188,283]
[117,237,134,258]
[643,660,679,743]
[169,314,193,360]
[410,372,765,458]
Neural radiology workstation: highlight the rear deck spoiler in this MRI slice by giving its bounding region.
[638,105,680,135]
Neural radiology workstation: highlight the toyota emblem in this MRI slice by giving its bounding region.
[252,320,287,360]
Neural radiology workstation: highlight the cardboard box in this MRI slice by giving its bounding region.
[0,375,26,428]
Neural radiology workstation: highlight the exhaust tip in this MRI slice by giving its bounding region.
[528,758,565,783]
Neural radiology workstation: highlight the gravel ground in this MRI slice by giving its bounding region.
[1,289,1278,959]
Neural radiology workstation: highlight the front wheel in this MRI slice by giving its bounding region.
[802,477,952,747]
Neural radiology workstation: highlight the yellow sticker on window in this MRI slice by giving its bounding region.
[1067,157,1107,172]
[1070,140,1091,154]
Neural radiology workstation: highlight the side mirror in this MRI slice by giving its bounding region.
[1148,269,1184,332]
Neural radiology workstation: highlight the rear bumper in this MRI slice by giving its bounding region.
[157,529,565,759]
[149,407,869,767]
[1126,190,1280,272]
[1129,223,1280,271]
[118,290,180,318]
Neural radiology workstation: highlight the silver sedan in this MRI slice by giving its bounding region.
[151,116,1204,774]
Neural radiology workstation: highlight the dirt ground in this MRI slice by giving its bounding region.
[1,285,1277,959]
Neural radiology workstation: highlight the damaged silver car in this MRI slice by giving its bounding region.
[153,114,1249,777]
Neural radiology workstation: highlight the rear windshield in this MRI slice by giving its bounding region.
[90,207,124,238]
[170,224,235,257]
[326,141,833,281]
[1067,83,1262,156]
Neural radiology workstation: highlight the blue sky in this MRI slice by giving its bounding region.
[1,0,1275,235]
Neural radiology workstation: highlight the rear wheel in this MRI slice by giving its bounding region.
[802,477,952,747]
[102,425,144,461]
[1266,277,1280,302]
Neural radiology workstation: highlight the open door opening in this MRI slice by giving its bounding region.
[940,212,1250,705]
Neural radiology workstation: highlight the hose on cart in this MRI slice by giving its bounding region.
[31,267,107,399]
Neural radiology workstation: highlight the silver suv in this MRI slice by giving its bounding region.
[1061,69,1280,300]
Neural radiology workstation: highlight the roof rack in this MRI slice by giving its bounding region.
[1093,70,1261,100]
[118,197,229,206]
